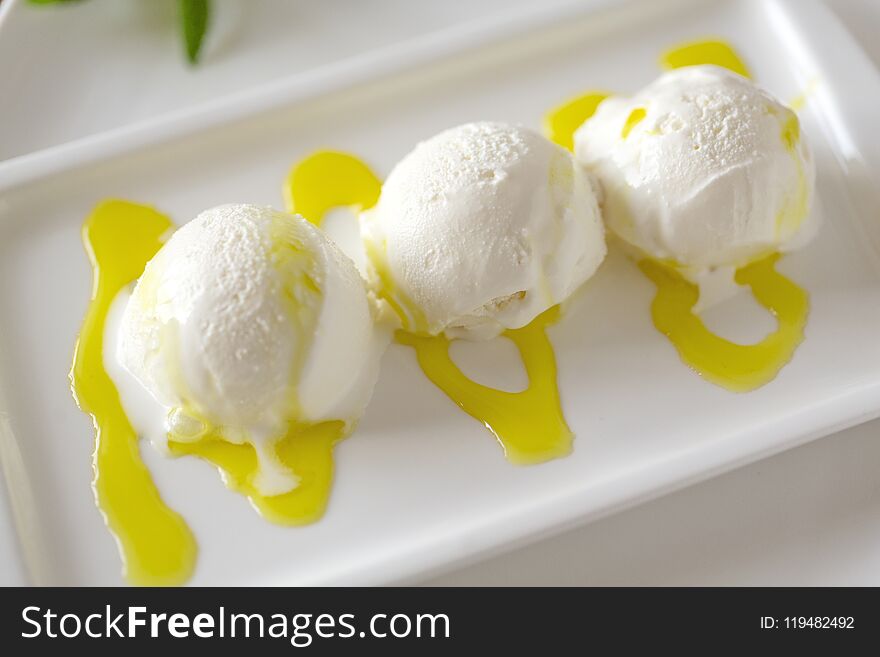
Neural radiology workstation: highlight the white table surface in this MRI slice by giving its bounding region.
[1,0,878,586]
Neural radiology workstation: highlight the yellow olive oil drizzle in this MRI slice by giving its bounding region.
[543,92,610,151]
[621,107,647,139]
[70,200,196,586]
[286,151,573,464]
[396,307,572,464]
[169,421,344,526]
[660,38,752,78]
[284,150,382,222]
[639,254,808,391]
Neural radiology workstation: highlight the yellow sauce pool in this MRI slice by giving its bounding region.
[660,38,752,78]
[543,92,610,151]
[640,254,808,391]
[70,200,196,586]
[621,107,647,139]
[397,308,572,464]
[169,421,344,525]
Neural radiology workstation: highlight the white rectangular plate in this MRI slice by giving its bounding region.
[1,0,880,585]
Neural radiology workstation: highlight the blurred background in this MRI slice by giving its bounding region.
[1,0,879,585]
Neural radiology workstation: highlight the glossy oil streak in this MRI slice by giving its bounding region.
[170,421,344,525]
[660,39,752,78]
[70,200,196,585]
[543,92,610,151]
[640,254,808,392]
[397,307,572,464]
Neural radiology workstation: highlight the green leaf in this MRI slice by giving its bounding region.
[180,0,210,65]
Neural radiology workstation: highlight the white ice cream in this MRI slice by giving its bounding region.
[110,204,388,494]
[360,121,606,339]
[574,66,816,306]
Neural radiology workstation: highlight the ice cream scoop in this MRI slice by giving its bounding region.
[360,121,606,339]
[114,204,388,492]
[574,65,815,299]
[571,62,817,391]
